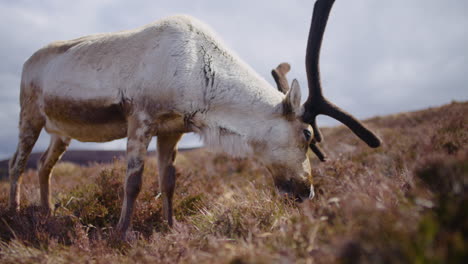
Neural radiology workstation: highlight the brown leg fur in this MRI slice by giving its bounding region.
[157,133,183,227]
[9,117,43,211]
[116,116,152,238]
[37,135,71,211]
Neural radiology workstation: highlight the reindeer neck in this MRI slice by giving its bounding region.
[189,62,284,157]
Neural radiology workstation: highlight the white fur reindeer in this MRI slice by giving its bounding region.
[9,0,380,237]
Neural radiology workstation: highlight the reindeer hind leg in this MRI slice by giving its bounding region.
[37,134,71,211]
[9,115,44,211]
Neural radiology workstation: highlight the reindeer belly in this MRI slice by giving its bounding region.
[42,97,128,142]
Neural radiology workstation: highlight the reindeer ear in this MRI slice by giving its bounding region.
[283,79,301,115]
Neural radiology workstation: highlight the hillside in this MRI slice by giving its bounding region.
[0,101,466,263]
[0,150,127,180]
[0,148,198,180]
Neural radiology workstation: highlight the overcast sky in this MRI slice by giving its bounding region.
[0,0,467,159]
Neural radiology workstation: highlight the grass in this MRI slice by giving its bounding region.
[0,101,467,263]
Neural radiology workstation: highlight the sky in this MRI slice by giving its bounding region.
[0,0,467,160]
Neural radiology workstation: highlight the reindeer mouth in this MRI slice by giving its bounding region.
[275,178,314,202]
[294,185,315,203]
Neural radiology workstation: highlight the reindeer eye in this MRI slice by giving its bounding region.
[303,129,312,141]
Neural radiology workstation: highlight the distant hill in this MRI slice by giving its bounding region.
[0,148,197,180]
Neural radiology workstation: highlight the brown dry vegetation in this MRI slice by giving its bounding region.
[0,101,467,263]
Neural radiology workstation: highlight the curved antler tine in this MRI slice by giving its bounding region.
[301,0,335,142]
[302,0,382,148]
[321,100,381,148]
[310,141,327,162]
[311,118,323,143]
[271,62,291,94]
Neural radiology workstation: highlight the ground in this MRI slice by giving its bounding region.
[0,101,467,263]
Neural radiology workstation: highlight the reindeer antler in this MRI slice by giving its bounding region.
[271,63,291,94]
[271,62,328,162]
[302,0,381,148]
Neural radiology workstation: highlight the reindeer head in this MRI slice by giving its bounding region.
[256,77,314,202]
[265,0,381,202]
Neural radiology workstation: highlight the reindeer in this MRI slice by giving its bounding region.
[9,0,380,237]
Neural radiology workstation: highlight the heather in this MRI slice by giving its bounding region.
[0,102,466,263]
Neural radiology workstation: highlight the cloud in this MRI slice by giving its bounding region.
[0,0,467,159]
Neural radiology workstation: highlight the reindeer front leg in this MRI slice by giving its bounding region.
[116,116,152,238]
[157,133,182,227]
